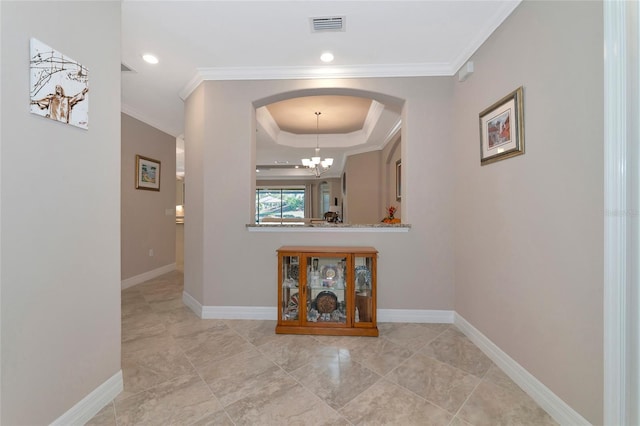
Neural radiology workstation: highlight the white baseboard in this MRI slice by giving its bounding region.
[121,263,176,290]
[182,291,203,317]
[202,306,277,320]
[50,370,123,426]
[377,309,454,323]
[454,313,590,426]
[181,297,453,323]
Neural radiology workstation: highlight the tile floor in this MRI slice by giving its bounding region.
[88,271,557,426]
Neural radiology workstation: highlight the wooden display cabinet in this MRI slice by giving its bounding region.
[276,246,378,337]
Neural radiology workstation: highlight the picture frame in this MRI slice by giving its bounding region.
[30,38,89,129]
[479,86,524,165]
[395,159,402,201]
[342,172,347,195]
[135,155,161,191]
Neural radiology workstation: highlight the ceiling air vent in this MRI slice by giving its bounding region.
[310,16,345,32]
[121,63,135,72]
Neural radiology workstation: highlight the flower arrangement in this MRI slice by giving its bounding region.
[382,205,400,224]
[387,206,397,218]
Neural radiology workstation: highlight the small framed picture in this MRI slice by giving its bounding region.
[479,86,525,165]
[396,159,402,201]
[135,155,161,191]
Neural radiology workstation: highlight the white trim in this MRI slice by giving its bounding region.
[121,263,176,290]
[182,290,203,317]
[179,63,452,100]
[121,103,178,137]
[246,225,410,233]
[377,309,454,323]
[454,314,590,426]
[449,0,522,75]
[50,370,122,426]
[184,303,453,323]
[603,1,639,424]
[201,306,277,320]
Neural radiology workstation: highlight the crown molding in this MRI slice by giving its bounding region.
[177,0,521,102]
[362,100,385,140]
[450,0,522,74]
[179,62,453,101]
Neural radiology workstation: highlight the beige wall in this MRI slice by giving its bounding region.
[0,2,121,424]
[121,113,176,280]
[452,1,603,423]
[343,150,382,223]
[184,77,455,310]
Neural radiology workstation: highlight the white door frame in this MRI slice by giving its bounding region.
[604,1,639,425]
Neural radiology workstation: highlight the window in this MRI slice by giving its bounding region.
[256,187,305,223]
[320,181,330,214]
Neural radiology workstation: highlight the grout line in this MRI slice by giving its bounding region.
[117,272,544,426]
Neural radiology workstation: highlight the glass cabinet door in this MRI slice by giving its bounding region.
[305,255,347,325]
[354,255,374,324]
[281,255,300,321]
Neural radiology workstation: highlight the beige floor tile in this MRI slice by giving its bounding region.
[387,353,480,414]
[457,380,558,426]
[121,333,177,355]
[121,299,154,319]
[223,375,349,426]
[290,353,381,410]
[85,403,116,426]
[121,311,167,343]
[378,323,450,352]
[421,328,494,377]
[349,336,414,376]
[161,305,202,325]
[190,410,236,426]
[139,285,182,302]
[258,334,342,372]
[482,364,524,394]
[340,379,452,426]
[177,327,254,368]
[87,272,557,426]
[119,344,196,400]
[167,315,228,338]
[148,297,187,313]
[449,416,474,426]
[197,348,287,407]
[115,374,222,426]
[225,319,278,346]
[121,288,144,302]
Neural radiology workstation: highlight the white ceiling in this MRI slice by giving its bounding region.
[121,0,521,178]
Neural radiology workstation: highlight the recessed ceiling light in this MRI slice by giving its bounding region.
[320,52,334,63]
[142,54,159,64]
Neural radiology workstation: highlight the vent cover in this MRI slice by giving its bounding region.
[310,16,345,32]
[121,63,135,72]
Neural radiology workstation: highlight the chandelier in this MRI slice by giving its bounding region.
[301,112,333,177]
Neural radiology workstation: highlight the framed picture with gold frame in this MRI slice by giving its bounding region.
[135,155,161,191]
[479,86,525,165]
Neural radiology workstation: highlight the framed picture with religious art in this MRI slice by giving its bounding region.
[479,86,525,165]
[30,38,89,129]
[135,155,161,191]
